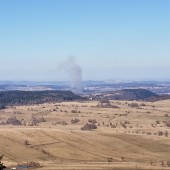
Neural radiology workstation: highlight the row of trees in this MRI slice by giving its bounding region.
[0,90,83,107]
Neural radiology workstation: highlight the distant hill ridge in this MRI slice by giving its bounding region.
[96,89,170,101]
[0,90,83,107]
[117,89,158,100]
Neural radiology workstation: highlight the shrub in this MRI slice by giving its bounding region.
[121,157,125,161]
[158,131,163,136]
[88,119,97,124]
[146,111,151,114]
[81,123,97,130]
[128,103,139,108]
[165,122,170,127]
[42,149,50,155]
[71,110,78,113]
[146,132,152,135]
[53,121,68,126]
[166,160,170,167]
[30,116,46,126]
[97,100,119,108]
[107,158,113,162]
[164,114,169,117]
[120,122,127,128]
[165,131,169,137]
[124,120,130,124]
[142,131,145,134]
[153,132,157,135]
[24,140,30,145]
[71,118,80,124]
[156,120,160,124]
[28,161,40,168]
[6,116,22,125]
[160,160,165,167]
[151,123,155,127]
[135,130,140,134]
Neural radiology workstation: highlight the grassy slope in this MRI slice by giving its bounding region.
[0,100,170,169]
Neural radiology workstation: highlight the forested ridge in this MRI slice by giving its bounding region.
[0,90,82,107]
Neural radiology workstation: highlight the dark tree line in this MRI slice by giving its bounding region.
[94,89,170,102]
[0,90,83,108]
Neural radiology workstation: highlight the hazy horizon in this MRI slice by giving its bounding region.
[0,0,170,81]
[0,79,170,83]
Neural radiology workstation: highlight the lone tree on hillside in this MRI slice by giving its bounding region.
[0,155,6,170]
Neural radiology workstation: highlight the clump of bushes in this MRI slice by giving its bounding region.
[164,114,169,117]
[97,100,119,108]
[71,110,81,113]
[124,120,130,124]
[128,103,139,108]
[110,122,117,128]
[27,161,40,168]
[53,121,68,126]
[146,132,152,135]
[81,123,97,130]
[159,160,170,167]
[156,120,160,124]
[29,116,46,126]
[88,119,97,124]
[6,116,22,125]
[164,121,170,127]
[71,118,80,124]
[158,131,163,136]
[18,161,41,169]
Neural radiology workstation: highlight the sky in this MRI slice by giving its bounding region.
[0,0,170,81]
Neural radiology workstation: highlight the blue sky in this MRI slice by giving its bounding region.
[0,0,170,81]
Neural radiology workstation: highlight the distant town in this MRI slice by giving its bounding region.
[0,80,170,95]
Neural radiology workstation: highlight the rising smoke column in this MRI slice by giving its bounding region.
[59,56,82,90]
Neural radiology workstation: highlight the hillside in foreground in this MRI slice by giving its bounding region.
[0,99,170,169]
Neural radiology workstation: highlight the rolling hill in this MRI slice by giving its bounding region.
[0,90,83,107]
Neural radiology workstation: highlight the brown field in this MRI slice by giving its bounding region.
[1,100,170,169]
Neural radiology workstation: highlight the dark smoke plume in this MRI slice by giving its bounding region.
[58,56,82,90]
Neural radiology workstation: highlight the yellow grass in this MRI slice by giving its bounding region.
[0,100,170,169]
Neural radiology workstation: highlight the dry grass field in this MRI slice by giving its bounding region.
[1,100,170,169]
